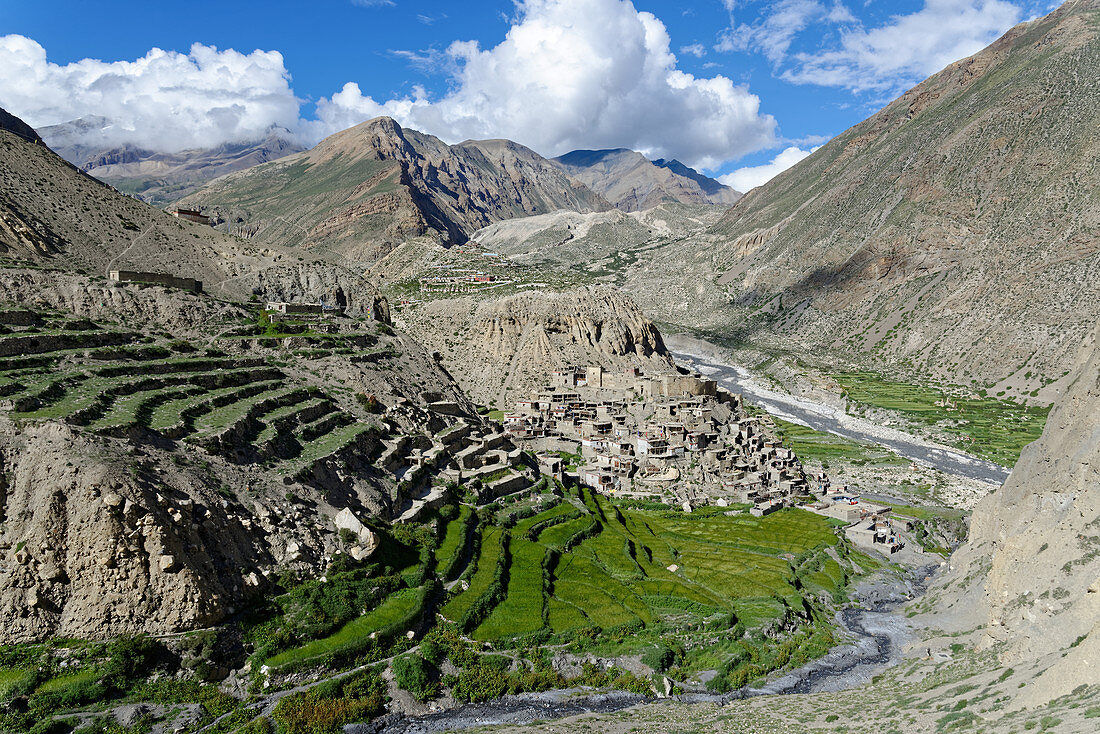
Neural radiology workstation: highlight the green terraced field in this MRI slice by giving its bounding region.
[0,313,381,477]
[435,505,475,574]
[439,526,505,622]
[265,586,429,670]
[431,489,846,643]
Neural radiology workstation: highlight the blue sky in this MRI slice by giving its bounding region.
[0,0,1059,188]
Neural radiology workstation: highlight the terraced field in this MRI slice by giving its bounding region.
[0,314,381,477]
[433,487,845,642]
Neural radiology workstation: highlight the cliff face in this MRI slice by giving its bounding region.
[621,0,1100,393]
[179,117,611,264]
[929,323,1100,706]
[398,285,675,406]
[0,421,278,641]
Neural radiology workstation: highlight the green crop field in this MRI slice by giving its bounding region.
[831,371,1049,467]
[265,586,428,670]
[427,489,847,644]
[435,505,474,570]
[771,416,907,466]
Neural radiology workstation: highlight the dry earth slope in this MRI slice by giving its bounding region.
[625,0,1100,395]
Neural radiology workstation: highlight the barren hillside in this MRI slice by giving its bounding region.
[617,0,1100,396]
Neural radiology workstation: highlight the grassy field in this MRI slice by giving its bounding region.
[265,586,427,669]
[431,490,847,643]
[771,417,906,467]
[435,505,474,571]
[831,371,1049,467]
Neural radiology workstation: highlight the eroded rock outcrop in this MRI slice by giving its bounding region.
[929,323,1100,706]
[0,421,272,641]
[398,285,675,406]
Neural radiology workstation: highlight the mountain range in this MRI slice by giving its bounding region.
[38,116,305,205]
[552,148,740,211]
[0,107,386,313]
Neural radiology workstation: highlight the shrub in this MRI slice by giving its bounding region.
[392,654,438,702]
[101,635,171,693]
[450,663,510,703]
[419,636,447,667]
[641,644,679,672]
[272,669,385,734]
[238,717,274,734]
[356,393,382,413]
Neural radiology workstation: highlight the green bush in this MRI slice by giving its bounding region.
[392,654,438,702]
[641,644,679,672]
[272,668,385,734]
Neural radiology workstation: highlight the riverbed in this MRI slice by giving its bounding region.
[665,339,1009,486]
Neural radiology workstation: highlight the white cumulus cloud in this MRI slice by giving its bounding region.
[310,0,777,169]
[719,145,819,192]
[0,0,779,170]
[0,35,301,152]
[777,0,1024,93]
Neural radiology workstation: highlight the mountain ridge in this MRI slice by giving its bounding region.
[39,116,305,205]
[608,0,1100,396]
[177,116,613,263]
[552,147,740,211]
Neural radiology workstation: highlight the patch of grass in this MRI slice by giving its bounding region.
[265,586,428,670]
[831,371,1049,467]
[772,417,905,465]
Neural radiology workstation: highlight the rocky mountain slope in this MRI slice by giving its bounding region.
[552,148,740,211]
[925,321,1100,708]
[40,116,304,205]
[472,202,726,270]
[615,0,1100,396]
[178,117,611,264]
[396,285,675,406]
[0,269,534,642]
[0,107,384,312]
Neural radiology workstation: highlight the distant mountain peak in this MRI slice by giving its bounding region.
[553,147,740,211]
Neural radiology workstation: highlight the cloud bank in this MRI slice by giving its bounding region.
[0,0,777,170]
[308,0,777,169]
[719,145,819,192]
[0,35,300,152]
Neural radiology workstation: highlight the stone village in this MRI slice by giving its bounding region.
[500,364,907,554]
